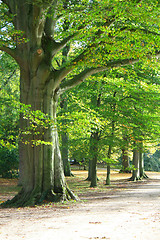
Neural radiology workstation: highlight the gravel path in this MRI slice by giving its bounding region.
[0,174,160,240]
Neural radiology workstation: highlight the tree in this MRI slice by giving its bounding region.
[0,0,160,207]
[66,61,160,185]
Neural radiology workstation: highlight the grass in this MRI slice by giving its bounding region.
[1,168,159,206]
[66,169,132,196]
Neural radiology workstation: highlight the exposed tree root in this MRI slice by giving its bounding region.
[129,176,141,181]
[140,173,149,179]
[85,177,91,181]
[129,175,149,182]
[1,186,79,208]
[64,171,74,177]
[85,177,99,182]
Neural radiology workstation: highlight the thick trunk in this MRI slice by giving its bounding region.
[3,71,77,207]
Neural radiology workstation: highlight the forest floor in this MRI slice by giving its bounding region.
[0,169,160,240]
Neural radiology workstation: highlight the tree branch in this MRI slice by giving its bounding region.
[52,47,89,88]
[44,1,58,38]
[0,46,18,62]
[58,58,140,94]
[58,48,160,94]
[120,25,160,37]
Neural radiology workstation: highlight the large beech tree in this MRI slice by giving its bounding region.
[0,0,160,206]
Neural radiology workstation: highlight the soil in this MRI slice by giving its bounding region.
[0,171,160,240]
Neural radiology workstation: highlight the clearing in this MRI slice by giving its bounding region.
[0,170,160,240]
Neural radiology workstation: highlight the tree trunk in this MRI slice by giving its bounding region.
[4,71,77,207]
[86,159,92,181]
[60,94,72,177]
[121,148,130,173]
[120,135,130,173]
[139,151,148,179]
[106,165,111,185]
[61,132,72,176]
[105,145,112,185]
[130,149,140,181]
[90,132,99,187]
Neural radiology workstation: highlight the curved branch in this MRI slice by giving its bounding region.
[0,46,18,61]
[53,48,89,87]
[120,25,160,36]
[58,58,140,94]
[57,49,160,94]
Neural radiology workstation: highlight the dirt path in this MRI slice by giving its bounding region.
[0,173,160,240]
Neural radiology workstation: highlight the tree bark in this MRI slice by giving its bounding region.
[90,132,99,187]
[61,132,72,176]
[106,165,111,185]
[121,148,130,173]
[86,159,92,181]
[60,94,72,177]
[130,149,140,181]
[4,73,77,207]
[105,145,112,185]
[139,150,148,179]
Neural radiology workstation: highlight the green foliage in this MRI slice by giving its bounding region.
[0,147,19,178]
[144,146,160,172]
[58,61,160,169]
[0,0,160,178]
[0,54,19,140]
[0,52,19,177]
[20,103,54,146]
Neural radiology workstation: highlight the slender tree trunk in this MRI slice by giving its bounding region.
[120,135,130,173]
[139,150,148,179]
[105,145,112,185]
[60,94,72,177]
[87,94,101,184]
[61,132,72,176]
[106,165,111,185]
[86,159,92,181]
[105,104,116,185]
[90,155,98,187]
[121,148,130,173]
[90,132,99,187]
[130,149,140,181]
